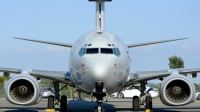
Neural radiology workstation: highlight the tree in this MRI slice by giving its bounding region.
[0,76,10,97]
[168,55,184,69]
[194,83,200,90]
[0,76,10,83]
[41,78,53,88]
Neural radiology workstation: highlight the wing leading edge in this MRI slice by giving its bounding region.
[13,37,72,48]
[0,67,75,87]
[127,38,187,48]
[125,68,200,87]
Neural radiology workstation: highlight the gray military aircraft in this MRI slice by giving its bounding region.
[1,0,200,112]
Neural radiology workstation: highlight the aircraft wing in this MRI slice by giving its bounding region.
[0,67,75,87]
[13,37,72,48]
[125,68,200,87]
[0,67,21,74]
[127,38,187,48]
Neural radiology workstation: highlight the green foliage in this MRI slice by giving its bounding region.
[148,83,160,89]
[0,76,10,97]
[194,83,200,90]
[168,55,184,69]
[41,78,53,88]
[0,76,10,83]
[0,83,4,97]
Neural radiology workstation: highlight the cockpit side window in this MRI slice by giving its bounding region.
[86,48,99,54]
[101,48,113,54]
[113,48,121,57]
[79,48,86,57]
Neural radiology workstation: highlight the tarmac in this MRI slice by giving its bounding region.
[0,97,200,112]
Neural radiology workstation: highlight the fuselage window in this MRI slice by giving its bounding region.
[86,48,99,54]
[101,48,113,54]
[79,48,86,57]
[113,48,121,57]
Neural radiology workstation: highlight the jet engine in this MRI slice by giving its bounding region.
[159,74,196,106]
[4,74,41,105]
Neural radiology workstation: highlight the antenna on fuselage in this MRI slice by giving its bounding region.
[89,0,112,31]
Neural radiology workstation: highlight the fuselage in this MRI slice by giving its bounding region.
[69,30,131,94]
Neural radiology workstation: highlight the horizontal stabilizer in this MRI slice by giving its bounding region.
[127,38,188,48]
[13,37,72,48]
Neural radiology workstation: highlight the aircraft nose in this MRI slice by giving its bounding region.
[86,58,114,80]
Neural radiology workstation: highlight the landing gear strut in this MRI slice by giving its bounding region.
[47,81,68,111]
[93,82,106,112]
[132,82,153,111]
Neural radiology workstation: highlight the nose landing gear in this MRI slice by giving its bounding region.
[92,82,106,112]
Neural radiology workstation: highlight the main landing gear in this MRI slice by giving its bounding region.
[47,81,68,111]
[132,82,153,111]
[92,82,107,112]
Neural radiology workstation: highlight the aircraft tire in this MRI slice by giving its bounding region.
[146,95,152,109]
[47,96,54,109]
[94,106,98,112]
[60,95,67,111]
[132,96,139,111]
[101,106,105,112]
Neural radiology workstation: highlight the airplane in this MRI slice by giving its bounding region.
[1,0,200,112]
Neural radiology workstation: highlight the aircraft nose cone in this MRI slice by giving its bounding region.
[86,58,114,80]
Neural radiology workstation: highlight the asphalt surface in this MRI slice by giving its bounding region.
[0,98,200,112]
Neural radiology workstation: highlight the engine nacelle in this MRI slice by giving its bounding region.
[4,74,41,105]
[159,74,196,106]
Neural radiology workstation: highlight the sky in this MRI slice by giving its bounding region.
[0,0,200,83]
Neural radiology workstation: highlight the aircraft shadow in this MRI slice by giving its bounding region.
[0,107,60,112]
[67,99,189,112]
[0,99,199,112]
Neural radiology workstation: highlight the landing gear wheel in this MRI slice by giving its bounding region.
[101,106,105,112]
[94,106,105,112]
[60,95,67,111]
[132,96,139,111]
[47,96,54,109]
[146,95,152,110]
[94,106,98,112]
[117,92,124,99]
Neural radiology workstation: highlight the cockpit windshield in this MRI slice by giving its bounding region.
[113,48,121,57]
[79,47,121,57]
[79,48,86,57]
[101,48,113,54]
[86,48,99,54]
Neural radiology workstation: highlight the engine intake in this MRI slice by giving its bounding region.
[10,79,34,103]
[5,74,41,105]
[159,74,196,106]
